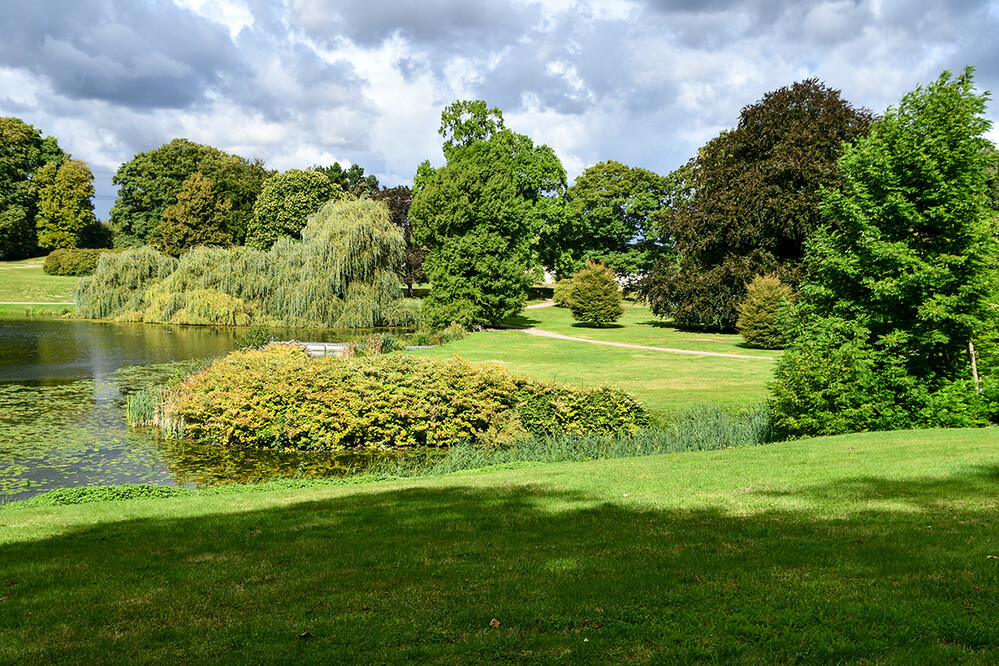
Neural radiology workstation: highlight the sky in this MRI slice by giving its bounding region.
[2,0,998,220]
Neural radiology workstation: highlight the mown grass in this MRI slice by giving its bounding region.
[0,258,78,302]
[509,303,781,358]
[2,428,998,663]
[408,329,776,413]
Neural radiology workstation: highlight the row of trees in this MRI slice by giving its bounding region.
[0,117,105,259]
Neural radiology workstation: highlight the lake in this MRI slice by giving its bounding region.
[0,319,406,502]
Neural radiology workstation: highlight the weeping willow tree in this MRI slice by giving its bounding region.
[75,198,416,328]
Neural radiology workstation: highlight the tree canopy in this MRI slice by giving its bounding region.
[35,159,99,251]
[542,160,669,278]
[311,163,379,198]
[372,185,425,296]
[639,79,874,330]
[245,169,344,250]
[770,67,999,438]
[410,100,566,328]
[0,117,68,259]
[110,138,267,247]
[158,172,234,256]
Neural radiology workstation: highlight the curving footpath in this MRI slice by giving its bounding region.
[517,327,774,360]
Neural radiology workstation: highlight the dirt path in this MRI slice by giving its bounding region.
[518,327,774,360]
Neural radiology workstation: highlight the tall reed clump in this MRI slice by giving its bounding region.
[75,198,417,328]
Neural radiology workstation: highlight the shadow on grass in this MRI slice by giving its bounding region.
[568,322,624,330]
[503,313,542,328]
[3,471,999,664]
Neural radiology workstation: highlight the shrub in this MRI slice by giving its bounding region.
[565,260,624,327]
[44,248,119,276]
[552,279,574,308]
[157,345,650,451]
[736,274,795,349]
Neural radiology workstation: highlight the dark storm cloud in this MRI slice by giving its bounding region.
[292,0,535,50]
[0,0,243,108]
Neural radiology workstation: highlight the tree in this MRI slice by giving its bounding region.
[372,185,426,296]
[543,160,669,279]
[410,101,566,328]
[735,274,794,349]
[565,260,624,327]
[245,169,344,250]
[0,117,67,259]
[769,68,999,438]
[639,79,873,331]
[110,139,267,247]
[34,159,99,251]
[312,162,379,198]
[158,172,234,256]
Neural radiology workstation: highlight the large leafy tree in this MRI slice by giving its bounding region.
[110,138,267,247]
[0,117,67,259]
[543,160,669,279]
[35,159,99,250]
[411,100,566,328]
[639,79,873,331]
[372,185,426,296]
[770,67,999,438]
[245,169,343,250]
[158,172,234,256]
[312,162,379,198]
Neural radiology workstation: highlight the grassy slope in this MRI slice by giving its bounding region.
[2,428,997,663]
[0,258,78,302]
[409,330,776,413]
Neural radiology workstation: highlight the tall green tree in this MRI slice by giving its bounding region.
[543,160,669,278]
[639,79,873,331]
[410,100,566,328]
[110,139,267,247]
[372,185,425,296]
[158,172,234,256]
[35,159,98,250]
[770,67,999,438]
[0,117,67,259]
[312,162,379,198]
[246,169,344,250]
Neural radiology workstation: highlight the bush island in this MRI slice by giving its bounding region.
[151,345,650,451]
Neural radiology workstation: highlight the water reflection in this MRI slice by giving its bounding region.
[0,319,412,502]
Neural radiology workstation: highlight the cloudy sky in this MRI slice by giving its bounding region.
[2,0,998,219]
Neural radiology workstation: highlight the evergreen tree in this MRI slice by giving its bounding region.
[770,68,999,437]
[158,172,234,256]
[566,260,624,327]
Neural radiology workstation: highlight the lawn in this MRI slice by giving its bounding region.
[408,328,776,413]
[0,258,79,303]
[508,303,781,358]
[2,428,998,663]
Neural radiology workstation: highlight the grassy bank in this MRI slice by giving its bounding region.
[2,428,998,663]
[0,257,78,303]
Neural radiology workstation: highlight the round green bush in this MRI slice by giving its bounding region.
[565,260,624,327]
[736,274,795,349]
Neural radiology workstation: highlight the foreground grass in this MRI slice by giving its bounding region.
[2,428,998,663]
[508,303,781,358]
[409,329,775,413]
[0,258,78,302]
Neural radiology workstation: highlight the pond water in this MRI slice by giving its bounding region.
[0,319,409,502]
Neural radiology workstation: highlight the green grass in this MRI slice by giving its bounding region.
[2,428,998,663]
[509,303,780,358]
[0,258,79,302]
[408,329,775,413]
